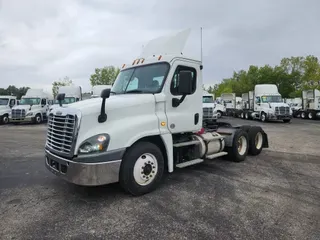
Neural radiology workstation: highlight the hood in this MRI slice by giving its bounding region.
[269,102,289,108]
[12,105,31,111]
[202,102,216,108]
[63,94,156,116]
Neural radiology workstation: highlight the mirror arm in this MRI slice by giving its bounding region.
[98,98,107,123]
[172,94,187,108]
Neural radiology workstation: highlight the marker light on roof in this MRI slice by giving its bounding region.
[122,64,126,68]
[158,55,162,60]
[132,59,136,65]
[141,58,145,63]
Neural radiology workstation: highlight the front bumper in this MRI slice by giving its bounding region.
[9,116,34,123]
[267,113,292,120]
[45,149,123,186]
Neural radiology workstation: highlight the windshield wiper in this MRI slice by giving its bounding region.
[110,91,117,95]
[125,89,151,94]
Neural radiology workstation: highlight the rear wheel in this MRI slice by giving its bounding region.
[301,112,306,119]
[119,141,164,196]
[245,112,249,120]
[247,126,264,155]
[225,129,249,162]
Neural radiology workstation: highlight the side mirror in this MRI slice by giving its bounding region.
[57,93,65,107]
[101,88,111,99]
[98,88,111,123]
[177,71,193,95]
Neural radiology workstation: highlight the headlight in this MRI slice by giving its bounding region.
[26,112,33,116]
[78,134,110,154]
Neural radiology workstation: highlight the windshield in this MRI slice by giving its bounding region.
[202,96,214,103]
[261,95,282,103]
[54,97,76,105]
[0,98,9,105]
[19,98,41,105]
[112,63,170,94]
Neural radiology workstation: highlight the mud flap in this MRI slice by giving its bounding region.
[262,130,269,148]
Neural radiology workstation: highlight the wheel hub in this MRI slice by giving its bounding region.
[143,163,152,176]
[133,153,158,186]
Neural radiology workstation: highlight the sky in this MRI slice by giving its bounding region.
[0,0,319,93]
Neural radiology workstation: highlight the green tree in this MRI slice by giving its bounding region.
[89,66,120,86]
[52,76,73,97]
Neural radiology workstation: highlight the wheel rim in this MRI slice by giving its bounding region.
[255,132,263,150]
[261,114,265,121]
[245,113,248,119]
[3,116,8,124]
[237,136,248,156]
[217,112,221,118]
[36,116,41,123]
[240,113,243,118]
[133,153,158,186]
[301,112,305,118]
[308,113,312,119]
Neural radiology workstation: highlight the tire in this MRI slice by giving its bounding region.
[34,114,42,124]
[245,112,249,120]
[217,111,222,118]
[240,112,244,119]
[2,114,9,124]
[260,112,267,122]
[283,119,291,123]
[308,112,315,120]
[119,141,165,196]
[301,112,306,119]
[247,126,264,156]
[225,129,249,162]
[240,125,251,133]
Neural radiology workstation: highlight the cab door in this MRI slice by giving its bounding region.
[164,59,202,133]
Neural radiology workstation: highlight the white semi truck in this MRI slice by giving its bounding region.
[202,91,225,120]
[299,89,320,120]
[0,95,17,124]
[220,93,242,117]
[44,29,269,195]
[48,86,82,114]
[10,89,53,124]
[91,85,113,98]
[239,84,292,123]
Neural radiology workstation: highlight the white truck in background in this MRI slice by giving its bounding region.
[299,89,320,120]
[0,95,17,124]
[44,29,269,196]
[285,97,302,118]
[239,84,292,123]
[220,93,242,117]
[48,86,82,114]
[202,91,218,124]
[91,85,113,98]
[10,89,53,124]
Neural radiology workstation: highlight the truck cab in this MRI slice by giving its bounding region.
[48,86,82,115]
[253,84,292,122]
[0,96,17,124]
[10,89,53,124]
[44,29,269,195]
[202,91,218,123]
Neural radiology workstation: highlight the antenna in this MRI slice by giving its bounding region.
[200,27,203,63]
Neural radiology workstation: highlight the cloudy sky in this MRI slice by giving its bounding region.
[0,0,319,92]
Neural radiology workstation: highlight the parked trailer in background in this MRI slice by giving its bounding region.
[220,93,242,117]
[286,98,302,118]
[0,95,17,124]
[299,89,320,120]
[91,85,112,98]
[238,84,292,123]
[10,89,53,124]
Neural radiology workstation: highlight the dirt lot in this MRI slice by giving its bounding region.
[0,118,319,240]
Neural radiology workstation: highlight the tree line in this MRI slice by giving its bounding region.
[205,55,320,98]
[2,55,319,99]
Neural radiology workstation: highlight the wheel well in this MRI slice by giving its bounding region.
[133,135,168,172]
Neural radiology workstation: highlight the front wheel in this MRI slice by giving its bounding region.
[119,141,164,196]
[260,112,267,122]
[1,114,9,124]
[34,114,42,124]
[217,111,222,118]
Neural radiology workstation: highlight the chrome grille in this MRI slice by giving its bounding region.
[46,113,77,155]
[275,106,290,115]
[203,107,213,119]
[12,109,26,119]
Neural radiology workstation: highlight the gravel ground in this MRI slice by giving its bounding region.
[0,118,319,240]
